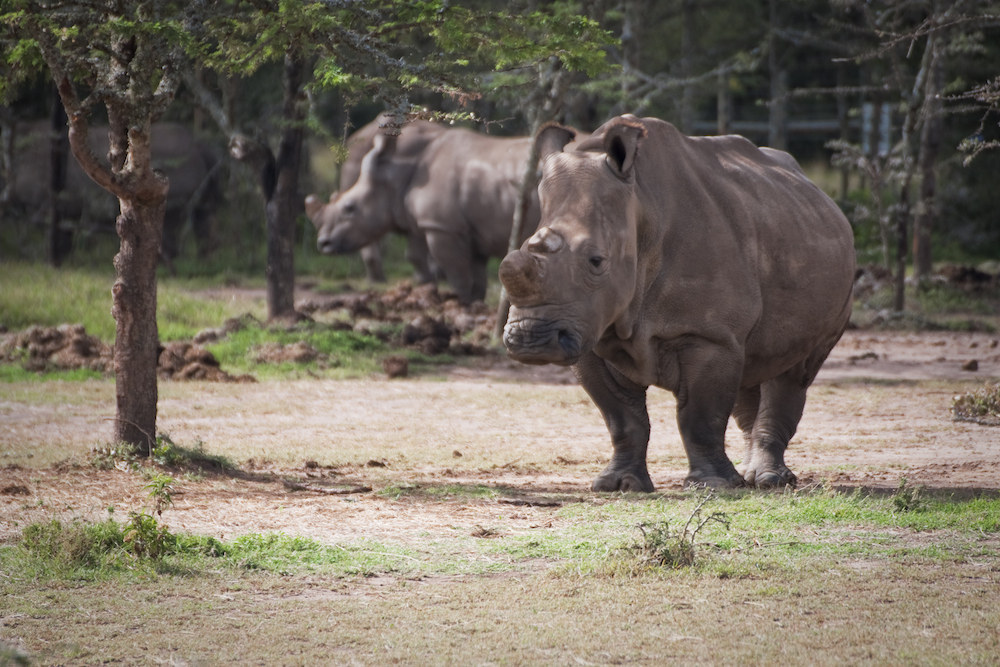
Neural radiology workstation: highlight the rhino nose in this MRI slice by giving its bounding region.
[499,250,540,302]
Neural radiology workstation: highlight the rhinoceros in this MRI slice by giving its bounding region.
[3,120,220,261]
[305,115,446,283]
[313,125,539,304]
[499,115,855,491]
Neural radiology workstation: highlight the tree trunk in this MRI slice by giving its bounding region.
[716,68,730,135]
[913,34,943,282]
[265,54,307,321]
[48,98,71,266]
[679,0,696,134]
[767,0,788,150]
[112,196,164,454]
[495,59,571,339]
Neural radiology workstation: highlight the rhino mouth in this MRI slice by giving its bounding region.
[318,230,363,255]
[502,316,582,366]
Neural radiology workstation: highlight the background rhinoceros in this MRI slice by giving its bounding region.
[3,120,220,262]
[312,124,541,305]
[305,114,445,284]
[499,115,856,492]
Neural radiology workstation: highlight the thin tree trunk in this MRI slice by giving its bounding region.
[913,33,943,282]
[768,0,788,150]
[112,197,164,453]
[717,68,731,135]
[494,60,570,339]
[679,0,696,134]
[48,97,70,265]
[265,54,307,321]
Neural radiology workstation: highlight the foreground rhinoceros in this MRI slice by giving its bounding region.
[305,114,445,283]
[314,124,539,304]
[499,115,855,491]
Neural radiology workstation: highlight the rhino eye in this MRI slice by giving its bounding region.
[342,203,356,215]
[589,256,605,270]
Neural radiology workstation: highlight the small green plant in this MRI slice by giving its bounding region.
[952,383,1000,426]
[891,478,926,513]
[624,492,730,571]
[90,441,141,470]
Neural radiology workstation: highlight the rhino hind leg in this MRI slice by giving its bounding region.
[738,374,807,488]
[574,354,655,493]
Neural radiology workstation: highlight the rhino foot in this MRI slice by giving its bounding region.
[684,466,746,489]
[592,467,654,493]
[743,465,797,489]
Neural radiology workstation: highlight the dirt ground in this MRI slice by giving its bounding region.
[2,326,999,549]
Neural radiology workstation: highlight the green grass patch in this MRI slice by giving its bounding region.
[205,320,390,378]
[0,261,265,343]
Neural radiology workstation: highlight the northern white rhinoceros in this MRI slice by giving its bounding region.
[4,120,220,261]
[312,125,540,304]
[305,115,445,283]
[499,115,855,491]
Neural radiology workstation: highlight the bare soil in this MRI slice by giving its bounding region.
[2,326,999,548]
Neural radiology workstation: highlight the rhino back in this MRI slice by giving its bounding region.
[628,118,854,379]
[338,116,445,190]
[408,129,533,257]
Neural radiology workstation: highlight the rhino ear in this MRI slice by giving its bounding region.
[535,123,576,161]
[370,132,398,162]
[603,118,646,180]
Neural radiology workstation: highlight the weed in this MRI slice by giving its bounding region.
[623,492,730,571]
[891,478,926,513]
[90,441,141,470]
[952,382,1000,425]
[123,511,175,560]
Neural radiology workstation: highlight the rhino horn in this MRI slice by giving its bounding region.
[535,123,576,161]
[304,194,324,223]
[498,250,541,301]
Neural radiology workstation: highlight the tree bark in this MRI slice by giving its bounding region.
[111,196,164,453]
[266,54,307,320]
[767,0,788,150]
[913,33,943,282]
[679,0,697,134]
[48,97,71,265]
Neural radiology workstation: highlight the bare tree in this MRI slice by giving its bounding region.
[8,2,185,453]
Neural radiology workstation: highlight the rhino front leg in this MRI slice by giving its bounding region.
[673,344,745,488]
[360,242,387,283]
[741,372,806,488]
[574,353,654,493]
[424,228,477,304]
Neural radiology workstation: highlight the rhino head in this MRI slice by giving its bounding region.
[500,118,647,366]
[306,133,400,255]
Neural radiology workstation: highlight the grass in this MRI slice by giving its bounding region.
[0,261,266,343]
[2,486,999,664]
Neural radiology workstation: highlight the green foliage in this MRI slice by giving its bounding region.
[891,478,926,513]
[620,492,730,571]
[0,262,265,344]
[90,441,142,471]
[952,383,1000,426]
[205,318,391,378]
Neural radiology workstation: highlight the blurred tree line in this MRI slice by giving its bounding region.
[3,0,999,276]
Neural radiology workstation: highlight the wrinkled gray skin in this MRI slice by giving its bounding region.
[499,115,855,491]
[315,125,539,304]
[305,115,446,283]
[4,121,219,259]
